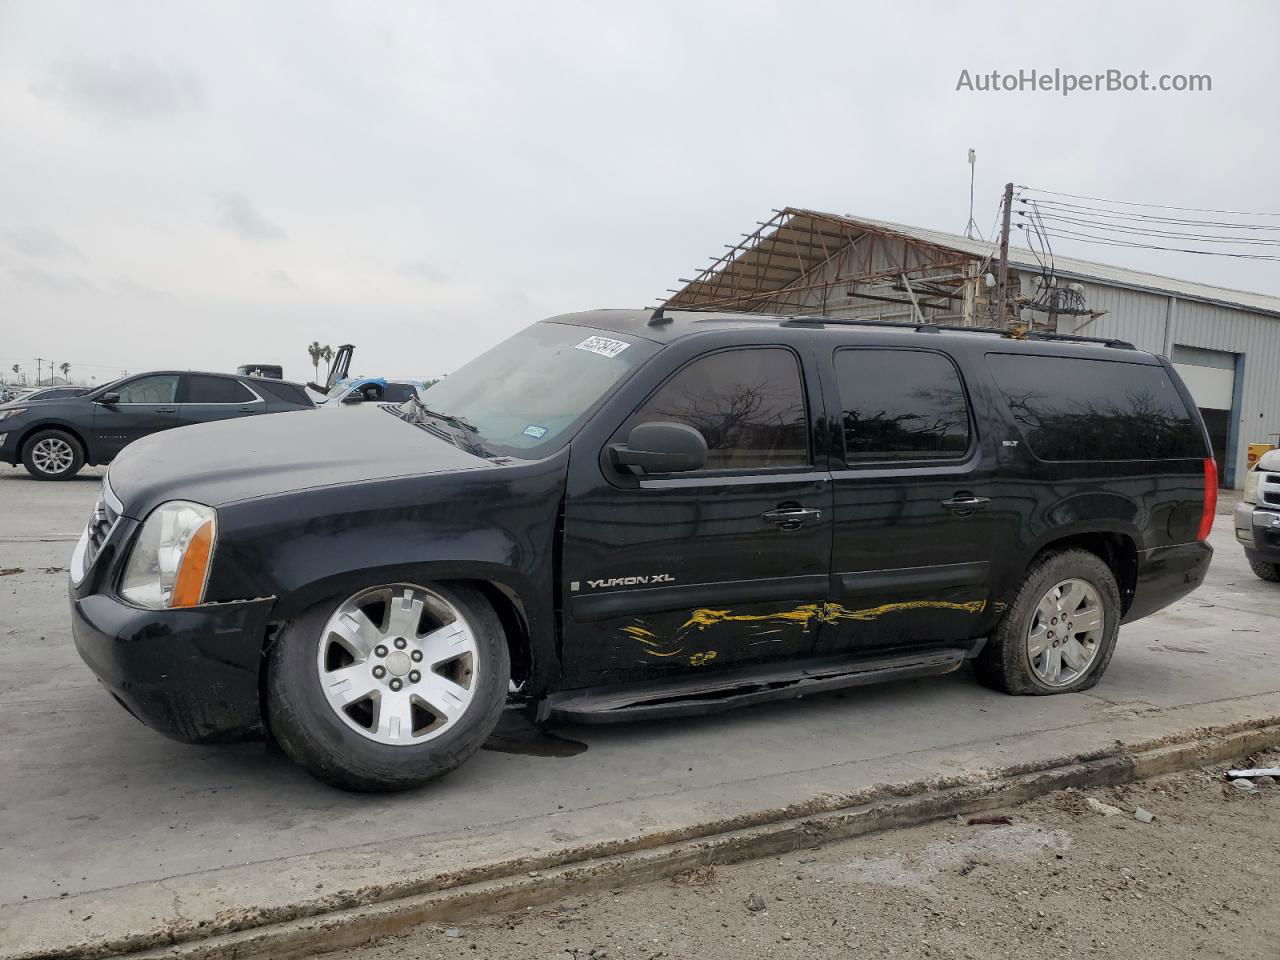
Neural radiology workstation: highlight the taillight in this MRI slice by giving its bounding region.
[1197,458,1218,541]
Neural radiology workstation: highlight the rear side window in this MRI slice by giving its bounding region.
[253,380,312,406]
[834,348,971,461]
[184,375,256,404]
[627,347,809,470]
[986,354,1203,461]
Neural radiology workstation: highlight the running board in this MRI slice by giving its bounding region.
[541,648,970,724]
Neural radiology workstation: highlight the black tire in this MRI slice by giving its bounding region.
[267,582,510,791]
[974,549,1121,695]
[1248,557,1280,582]
[21,429,84,480]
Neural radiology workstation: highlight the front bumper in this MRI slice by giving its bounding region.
[70,586,275,744]
[0,427,20,465]
[1234,501,1280,562]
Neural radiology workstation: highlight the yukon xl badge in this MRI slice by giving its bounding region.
[570,574,675,592]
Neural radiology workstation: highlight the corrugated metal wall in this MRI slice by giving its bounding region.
[1042,273,1280,487]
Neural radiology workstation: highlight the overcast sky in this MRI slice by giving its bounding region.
[2,0,1279,386]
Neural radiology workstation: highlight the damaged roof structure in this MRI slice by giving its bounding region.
[662,206,1280,489]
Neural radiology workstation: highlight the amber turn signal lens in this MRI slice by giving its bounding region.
[171,519,215,608]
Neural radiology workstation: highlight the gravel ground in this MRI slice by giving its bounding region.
[341,751,1279,960]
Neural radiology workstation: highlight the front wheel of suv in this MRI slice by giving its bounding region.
[267,581,510,791]
[21,429,84,480]
[1248,556,1280,582]
[974,549,1121,695]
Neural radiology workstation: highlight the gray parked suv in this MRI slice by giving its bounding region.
[1235,449,1280,581]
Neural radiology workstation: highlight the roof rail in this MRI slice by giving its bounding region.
[778,316,1135,350]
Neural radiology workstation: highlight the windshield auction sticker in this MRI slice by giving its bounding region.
[574,336,630,359]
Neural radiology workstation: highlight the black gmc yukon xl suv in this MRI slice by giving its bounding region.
[70,310,1217,791]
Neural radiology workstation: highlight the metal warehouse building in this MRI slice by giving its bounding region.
[664,207,1280,488]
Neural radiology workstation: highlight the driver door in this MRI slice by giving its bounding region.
[92,374,182,460]
[560,345,833,688]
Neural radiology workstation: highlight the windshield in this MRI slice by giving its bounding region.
[322,381,352,402]
[400,321,656,457]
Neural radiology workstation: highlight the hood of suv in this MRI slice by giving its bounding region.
[107,405,490,517]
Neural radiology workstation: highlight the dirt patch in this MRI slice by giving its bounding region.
[344,752,1280,960]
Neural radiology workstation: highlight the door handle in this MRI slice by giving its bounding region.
[156,407,178,413]
[941,495,990,514]
[762,506,823,531]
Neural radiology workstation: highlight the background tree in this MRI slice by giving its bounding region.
[59,362,70,383]
[307,341,323,380]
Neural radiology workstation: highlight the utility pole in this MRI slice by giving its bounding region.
[995,181,1013,327]
[35,358,42,387]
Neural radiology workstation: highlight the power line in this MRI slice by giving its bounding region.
[1013,222,1280,261]
[1019,210,1280,246]
[1023,198,1280,232]
[1018,185,1280,218]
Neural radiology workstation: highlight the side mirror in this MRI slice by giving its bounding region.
[341,391,364,404]
[610,422,706,475]
[98,392,120,405]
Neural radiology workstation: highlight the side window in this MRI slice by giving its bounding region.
[115,375,179,404]
[627,347,809,471]
[834,349,971,461]
[381,383,416,403]
[986,353,1204,460]
[184,375,255,404]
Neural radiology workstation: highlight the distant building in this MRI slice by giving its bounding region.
[664,207,1280,488]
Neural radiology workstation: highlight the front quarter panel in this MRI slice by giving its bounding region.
[204,453,569,690]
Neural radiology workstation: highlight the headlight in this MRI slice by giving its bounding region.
[0,407,27,421]
[1242,467,1259,505]
[119,501,217,609]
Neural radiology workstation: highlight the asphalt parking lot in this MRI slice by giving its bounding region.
[1,465,1278,957]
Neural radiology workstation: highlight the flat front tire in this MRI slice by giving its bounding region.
[267,581,510,791]
[975,549,1121,695]
[22,429,84,480]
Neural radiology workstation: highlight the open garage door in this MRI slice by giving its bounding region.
[1172,345,1237,487]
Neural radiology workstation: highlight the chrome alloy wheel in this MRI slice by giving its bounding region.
[31,437,74,475]
[1027,578,1105,687]
[316,584,479,745]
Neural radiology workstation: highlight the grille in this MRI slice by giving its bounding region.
[1262,472,1280,508]
[83,494,120,569]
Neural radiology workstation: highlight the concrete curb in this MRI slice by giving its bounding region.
[20,716,1279,960]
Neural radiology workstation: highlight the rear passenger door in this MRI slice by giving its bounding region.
[179,374,264,426]
[816,345,1002,658]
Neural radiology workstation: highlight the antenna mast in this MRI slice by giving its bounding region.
[964,149,980,239]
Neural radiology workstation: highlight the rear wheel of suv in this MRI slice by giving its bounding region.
[267,581,510,791]
[21,429,84,480]
[1248,557,1280,582]
[975,549,1121,695]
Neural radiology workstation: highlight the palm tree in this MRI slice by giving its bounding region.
[320,344,333,375]
[307,341,323,380]
[59,362,70,384]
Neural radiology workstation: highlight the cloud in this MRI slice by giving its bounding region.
[5,227,85,262]
[398,260,449,283]
[216,193,287,241]
[11,266,97,295]
[113,276,176,301]
[30,56,204,121]
[267,270,298,290]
